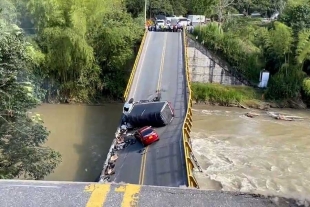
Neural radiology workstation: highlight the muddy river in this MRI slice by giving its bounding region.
[191,105,310,201]
[32,103,310,201]
[32,103,122,182]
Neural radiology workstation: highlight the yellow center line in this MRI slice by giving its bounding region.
[138,146,148,184]
[138,147,145,184]
[139,32,168,185]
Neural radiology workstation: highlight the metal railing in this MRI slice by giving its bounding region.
[123,29,148,100]
[182,30,200,188]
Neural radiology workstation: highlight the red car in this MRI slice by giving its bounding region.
[134,126,159,146]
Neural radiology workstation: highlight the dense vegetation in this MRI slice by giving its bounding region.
[2,0,145,103]
[0,0,145,179]
[190,0,310,105]
[125,0,287,18]
[1,0,310,179]
[0,10,61,179]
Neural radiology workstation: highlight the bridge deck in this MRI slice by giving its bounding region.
[0,180,296,207]
[112,32,187,187]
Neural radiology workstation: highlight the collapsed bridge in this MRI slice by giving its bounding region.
[101,30,199,188]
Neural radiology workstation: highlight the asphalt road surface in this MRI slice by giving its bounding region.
[0,180,302,207]
[112,31,187,187]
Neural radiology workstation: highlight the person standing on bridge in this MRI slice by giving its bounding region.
[177,21,182,31]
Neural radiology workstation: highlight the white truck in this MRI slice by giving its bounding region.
[155,19,165,30]
[187,15,206,26]
[177,17,190,27]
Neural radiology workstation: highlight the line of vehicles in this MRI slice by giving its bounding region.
[148,15,206,32]
[121,92,174,146]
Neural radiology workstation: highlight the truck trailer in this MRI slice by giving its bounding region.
[124,101,174,128]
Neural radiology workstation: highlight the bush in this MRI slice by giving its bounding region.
[302,78,310,95]
[192,83,259,106]
[266,67,305,100]
[193,23,262,84]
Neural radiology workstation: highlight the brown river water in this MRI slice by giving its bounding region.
[33,103,309,202]
[191,105,310,202]
[32,103,122,182]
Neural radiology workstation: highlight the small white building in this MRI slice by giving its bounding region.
[258,70,270,88]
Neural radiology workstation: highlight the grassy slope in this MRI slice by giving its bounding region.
[192,82,265,107]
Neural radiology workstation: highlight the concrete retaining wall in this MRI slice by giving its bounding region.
[186,37,250,85]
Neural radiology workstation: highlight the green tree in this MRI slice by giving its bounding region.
[0,20,61,179]
[0,0,18,23]
[296,29,310,65]
[28,0,103,101]
[186,0,217,16]
[235,0,287,16]
[255,22,293,73]
[27,0,143,100]
[280,2,310,33]
[90,9,144,97]
[125,0,145,17]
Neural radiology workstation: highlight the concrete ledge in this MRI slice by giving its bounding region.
[0,180,302,207]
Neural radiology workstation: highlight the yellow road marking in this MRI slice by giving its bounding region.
[115,184,141,207]
[85,184,110,207]
[138,148,145,184]
[139,32,168,185]
[138,146,149,185]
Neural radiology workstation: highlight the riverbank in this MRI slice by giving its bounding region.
[192,83,307,110]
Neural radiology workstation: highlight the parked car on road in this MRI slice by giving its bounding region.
[155,19,165,31]
[134,126,159,146]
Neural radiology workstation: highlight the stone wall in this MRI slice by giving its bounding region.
[186,37,251,86]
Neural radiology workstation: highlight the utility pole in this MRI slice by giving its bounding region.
[144,0,147,27]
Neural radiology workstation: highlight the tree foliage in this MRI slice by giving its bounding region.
[22,0,144,101]
[124,0,289,21]
[0,19,61,179]
[280,2,310,33]
[193,16,309,99]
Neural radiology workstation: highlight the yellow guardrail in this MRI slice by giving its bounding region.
[123,29,148,100]
[182,30,199,188]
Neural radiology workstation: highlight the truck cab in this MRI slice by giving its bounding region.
[123,98,134,114]
[155,20,165,30]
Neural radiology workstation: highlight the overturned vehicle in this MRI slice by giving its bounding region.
[123,101,174,129]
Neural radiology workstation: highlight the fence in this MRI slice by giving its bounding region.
[123,29,148,100]
[182,30,200,188]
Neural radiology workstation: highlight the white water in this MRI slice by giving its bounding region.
[191,105,310,203]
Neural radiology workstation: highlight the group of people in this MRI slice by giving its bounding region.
[147,19,196,33]
[148,22,184,32]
